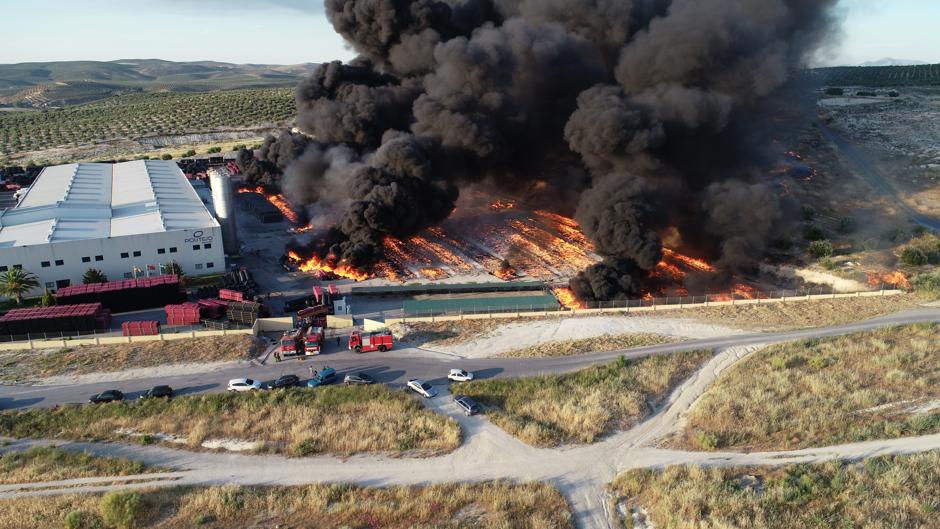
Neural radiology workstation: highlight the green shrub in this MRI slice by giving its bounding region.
[837,217,856,234]
[696,431,719,451]
[770,357,787,370]
[800,205,816,221]
[63,510,100,529]
[820,258,835,270]
[183,149,197,157]
[912,271,940,296]
[900,246,929,266]
[160,153,173,160]
[808,356,831,370]
[192,514,215,525]
[206,146,222,154]
[99,491,143,529]
[803,224,825,241]
[808,240,833,258]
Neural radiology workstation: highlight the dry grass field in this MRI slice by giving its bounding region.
[0,335,262,383]
[0,481,572,529]
[453,351,711,446]
[670,323,940,451]
[0,386,461,457]
[636,293,924,331]
[0,446,155,485]
[499,333,677,358]
[609,451,940,529]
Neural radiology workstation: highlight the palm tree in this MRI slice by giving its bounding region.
[0,268,39,305]
[82,268,108,284]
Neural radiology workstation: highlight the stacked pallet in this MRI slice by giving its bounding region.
[55,275,186,313]
[218,289,245,302]
[0,303,111,335]
[165,303,201,326]
[121,321,160,336]
[197,299,228,320]
[226,301,262,325]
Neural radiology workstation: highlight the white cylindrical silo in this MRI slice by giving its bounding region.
[208,167,239,255]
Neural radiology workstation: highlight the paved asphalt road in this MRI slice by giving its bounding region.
[2,307,938,410]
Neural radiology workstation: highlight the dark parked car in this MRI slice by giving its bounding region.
[140,385,174,399]
[343,372,375,385]
[268,374,301,389]
[454,395,481,416]
[89,390,124,404]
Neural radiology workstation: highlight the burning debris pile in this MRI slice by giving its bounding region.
[240,0,840,301]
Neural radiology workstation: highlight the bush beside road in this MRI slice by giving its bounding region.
[0,445,157,485]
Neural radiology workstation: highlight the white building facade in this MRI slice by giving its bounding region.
[0,160,226,296]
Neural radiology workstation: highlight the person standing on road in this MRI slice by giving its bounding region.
[336,336,341,347]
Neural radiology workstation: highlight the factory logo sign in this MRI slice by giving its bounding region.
[184,230,214,244]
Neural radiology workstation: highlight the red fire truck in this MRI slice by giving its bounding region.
[279,326,307,357]
[348,330,394,353]
[304,327,326,355]
[297,305,328,328]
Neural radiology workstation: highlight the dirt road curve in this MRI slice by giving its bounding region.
[3,340,940,529]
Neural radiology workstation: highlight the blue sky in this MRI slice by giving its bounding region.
[1,0,937,66]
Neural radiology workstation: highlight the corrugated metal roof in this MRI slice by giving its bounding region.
[0,160,218,246]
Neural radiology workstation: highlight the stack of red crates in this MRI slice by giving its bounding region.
[218,289,245,302]
[165,303,201,326]
[197,299,228,319]
[121,321,160,336]
[0,303,111,334]
[55,275,185,313]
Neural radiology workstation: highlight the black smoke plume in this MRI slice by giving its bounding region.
[254,0,838,299]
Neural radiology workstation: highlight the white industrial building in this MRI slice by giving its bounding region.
[0,160,226,296]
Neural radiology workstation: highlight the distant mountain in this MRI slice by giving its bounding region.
[0,59,319,107]
[858,58,927,67]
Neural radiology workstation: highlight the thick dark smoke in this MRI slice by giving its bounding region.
[236,130,312,187]
[250,0,839,299]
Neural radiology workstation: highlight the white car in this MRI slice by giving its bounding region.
[227,378,262,392]
[406,379,438,398]
[447,369,474,382]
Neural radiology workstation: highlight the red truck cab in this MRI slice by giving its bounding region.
[304,327,326,355]
[280,326,306,357]
[348,330,393,353]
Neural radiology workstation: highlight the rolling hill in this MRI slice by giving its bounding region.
[0,59,318,107]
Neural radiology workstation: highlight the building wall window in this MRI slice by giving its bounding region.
[204,243,212,249]
[169,247,178,253]
[195,263,204,270]
[45,282,54,289]
[206,262,215,269]
[133,251,141,257]
[157,248,166,255]
[95,255,104,261]
[193,244,201,250]
[41,261,50,268]
[82,256,91,263]
[55,259,64,266]
[55,279,70,289]
[121,252,129,259]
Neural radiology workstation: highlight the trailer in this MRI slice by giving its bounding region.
[348,330,394,353]
[304,327,326,355]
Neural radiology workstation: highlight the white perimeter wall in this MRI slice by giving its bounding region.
[0,226,226,297]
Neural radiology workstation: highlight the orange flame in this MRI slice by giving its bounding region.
[867,271,910,290]
[490,199,516,210]
[287,250,370,282]
[661,248,717,273]
[237,186,298,224]
[553,287,585,309]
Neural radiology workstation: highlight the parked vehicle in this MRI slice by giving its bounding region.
[140,385,174,399]
[89,389,124,403]
[306,367,337,388]
[407,379,437,398]
[268,374,301,389]
[304,327,326,355]
[279,326,307,358]
[227,378,262,392]
[454,395,481,416]
[343,372,375,385]
[348,330,394,353]
[447,369,474,382]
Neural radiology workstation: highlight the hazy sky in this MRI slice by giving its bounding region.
[1,0,938,66]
